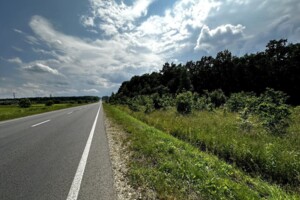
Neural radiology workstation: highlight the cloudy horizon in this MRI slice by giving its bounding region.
[1,0,299,98]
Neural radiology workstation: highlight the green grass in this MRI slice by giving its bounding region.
[116,105,300,193]
[0,103,85,121]
[104,104,299,199]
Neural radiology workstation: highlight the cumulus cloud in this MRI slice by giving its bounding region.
[23,63,61,76]
[3,0,299,98]
[82,0,155,34]
[195,24,245,52]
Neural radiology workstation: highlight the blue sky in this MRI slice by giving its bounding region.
[0,0,299,98]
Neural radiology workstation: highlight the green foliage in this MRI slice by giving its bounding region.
[252,88,291,135]
[260,88,289,105]
[238,108,253,133]
[255,102,290,135]
[113,39,300,105]
[194,96,210,111]
[176,91,193,114]
[227,89,291,135]
[119,105,300,190]
[225,92,256,112]
[18,98,31,108]
[204,89,227,108]
[152,93,174,110]
[45,100,54,106]
[104,104,299,199]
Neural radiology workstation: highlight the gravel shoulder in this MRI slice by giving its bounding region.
[104,115,143,200]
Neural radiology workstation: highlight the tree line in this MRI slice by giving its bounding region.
[0,96,100,106]
[111,39,300,105]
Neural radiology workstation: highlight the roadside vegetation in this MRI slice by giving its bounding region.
[104,39,300,197]
[0,96,100,121]
[104,104,299,199]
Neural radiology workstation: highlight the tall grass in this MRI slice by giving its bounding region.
[104,104,299,199]
[118,105,300,192]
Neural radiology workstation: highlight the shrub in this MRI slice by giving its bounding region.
[18,98,31,108]
[145,103,154,114]
[176,91,193,114]
[45,100,54,106]
[255,102,290,135]
[238,108,253,133]
[204,89,227,108]
[128,102,141,112]
[194,96,208,110]
[127,97,142,112]
[152,94,174,110]
[54,100,61,104]
[226,92,256,112]
[252,89,291,135]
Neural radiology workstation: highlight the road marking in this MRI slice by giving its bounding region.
[66,103,101,200]
[67,111,73,115]
[31,120,51,127]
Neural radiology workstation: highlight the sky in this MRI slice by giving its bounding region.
[0,0,299,98]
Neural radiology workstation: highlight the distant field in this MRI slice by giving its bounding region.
[0,103,84,121]
[116,105,300,193]
[104,104,300,199]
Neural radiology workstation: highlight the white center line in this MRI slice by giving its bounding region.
[66,103,101,200]
[31,120,51,127]
[67,111,73,115]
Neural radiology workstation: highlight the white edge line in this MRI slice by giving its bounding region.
[66,103,101,200]
[31,120,51,127]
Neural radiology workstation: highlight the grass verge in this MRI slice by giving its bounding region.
[0,103,85,121]
[118,105,300,192]
[104,104,299,199]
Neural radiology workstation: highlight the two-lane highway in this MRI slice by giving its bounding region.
[0,102,116,200]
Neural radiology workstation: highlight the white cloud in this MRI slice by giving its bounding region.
[26,15,163,95]
[82,0,155,34]
[83,88,99,93]
[12,46,23,52]
[7,57,23,65]
[195,24,245,52]
[23,63,61,76]
[3,0,299,98]
[13,29,24,34]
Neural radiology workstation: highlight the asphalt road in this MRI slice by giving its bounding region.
[0,102,116,200]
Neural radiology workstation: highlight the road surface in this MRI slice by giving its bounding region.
[0,102,116,200]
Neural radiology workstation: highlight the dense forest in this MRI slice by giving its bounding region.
[112,39,300,105]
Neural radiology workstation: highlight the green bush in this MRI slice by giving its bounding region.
[45,100,54,106]
[251,89,290,135]
[255,102,290,135]
[204,89,227,108]
[225,92,256,112]
[18,98,31,108]
[152,94,174,110]
[176,91,193,114]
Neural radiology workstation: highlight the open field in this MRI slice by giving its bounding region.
[104,104,300,199]
[0,103,85,121]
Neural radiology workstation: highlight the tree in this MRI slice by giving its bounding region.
[176,92,193,114]
[19,99,31,108]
